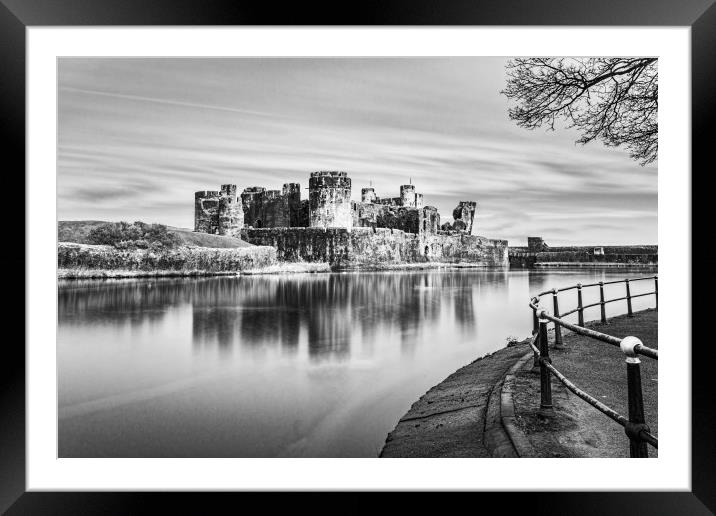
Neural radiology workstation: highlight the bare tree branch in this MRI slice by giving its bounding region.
[502,58,658,165]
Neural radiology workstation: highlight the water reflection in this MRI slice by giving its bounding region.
[58,268,655,457]
[60,272,508,361]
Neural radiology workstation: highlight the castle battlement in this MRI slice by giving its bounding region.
[194,171,477,237]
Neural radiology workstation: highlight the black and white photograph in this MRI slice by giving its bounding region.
[56,55,660,459]
[1,0,711,507]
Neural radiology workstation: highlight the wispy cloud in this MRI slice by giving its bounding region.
[59,86,280,119]
[58,57,657,245]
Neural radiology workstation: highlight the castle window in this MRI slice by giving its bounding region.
[424,245,430,256]
[423,220,427,231]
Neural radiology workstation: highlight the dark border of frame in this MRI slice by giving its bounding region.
[1,1,711,514]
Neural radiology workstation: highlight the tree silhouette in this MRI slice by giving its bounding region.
[502,58,657,165]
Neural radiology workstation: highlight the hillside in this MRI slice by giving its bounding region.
[57,221,253,248]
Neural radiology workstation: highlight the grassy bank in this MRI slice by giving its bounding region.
[58,220,252,249]
[533,262,658,269]
[57,268,242,279]
[336,261,507,272]
[58,242,276,274]
[242,262,332,275]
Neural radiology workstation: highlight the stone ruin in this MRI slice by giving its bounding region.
[194,171,477,238]
[527,236,549,252]
[440,201,477,235]
[194,184,244,238]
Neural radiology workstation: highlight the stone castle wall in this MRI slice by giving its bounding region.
[243,227,508,268]
[195,172,488,266]
[194,190,220,234]
[240,184,303,229]
[509,239,658,268]
[308,171,353,229]
[194,186,244,237]
[217,184,243,237]
[198,173,474,238]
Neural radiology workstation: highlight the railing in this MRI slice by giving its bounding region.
[528,275,658,457]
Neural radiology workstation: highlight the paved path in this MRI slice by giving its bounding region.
[380,342,530,457]
[380,309,657,458]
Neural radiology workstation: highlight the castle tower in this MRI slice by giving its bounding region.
[414,193,424,208]
[400,184,416,207]
[528,237,547,252]
[283,183,302,227]
[218,184,244,237]
[453,201,477,235]
[420,206,439,235]
[241,187,266,228]
[309,171,352,229]
[194,190,220,234]
[361,187,377,203]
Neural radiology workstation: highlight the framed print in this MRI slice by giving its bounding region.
[2,0,713,513]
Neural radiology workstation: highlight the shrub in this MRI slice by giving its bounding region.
[57,243,277,271]
[87,221,180,250]
[505,335,520,347]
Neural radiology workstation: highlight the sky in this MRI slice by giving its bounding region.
[58,57,657,246]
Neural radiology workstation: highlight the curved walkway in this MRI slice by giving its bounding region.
[380,309,657,458]
[379,341,531,457]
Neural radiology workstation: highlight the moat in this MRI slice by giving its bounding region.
[58,268,657,457]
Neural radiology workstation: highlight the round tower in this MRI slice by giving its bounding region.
[218,184,244,237]
[309,171,352,229]
[400,184,416,207]
[361,187,377,203]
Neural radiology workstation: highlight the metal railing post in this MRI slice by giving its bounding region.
[621,336,649,458]
[532,299,540,370]
[625,279,633,317]
[538,311,553,414]
[599,281,607,323]
[577,283,585,326]
[654,275,658,309]
[552,289,564,348]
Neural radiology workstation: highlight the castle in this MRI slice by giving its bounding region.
[194,171,507,267]
[196,171,477,236]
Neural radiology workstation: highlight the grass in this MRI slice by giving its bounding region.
[242,262,332,275]
[338,261,500,271]
[58,242,276,274]
[512,308,658,458]
[58,220,252,249]
[168,227,253,248]
[57,269,241,279]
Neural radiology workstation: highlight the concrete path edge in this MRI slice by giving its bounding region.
[483,349,536,457]
[499,351,537,457]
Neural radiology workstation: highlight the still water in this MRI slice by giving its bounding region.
[58,268,657,457]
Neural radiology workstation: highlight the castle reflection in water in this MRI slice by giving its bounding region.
[58,271,516,362]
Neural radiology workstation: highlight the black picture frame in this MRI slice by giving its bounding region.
[2,0,711,513]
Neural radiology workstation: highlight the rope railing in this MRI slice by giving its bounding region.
[527,275,658,458]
